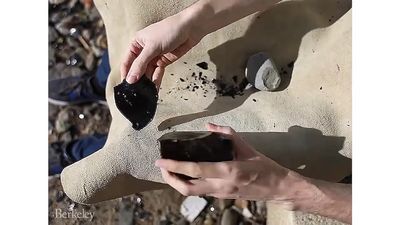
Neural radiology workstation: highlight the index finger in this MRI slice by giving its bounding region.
[155,159,234,179]
[160,168,218,196]
[120,41,142,80]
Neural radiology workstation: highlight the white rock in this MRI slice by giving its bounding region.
[180,196,207,222]
[245,52,281,91]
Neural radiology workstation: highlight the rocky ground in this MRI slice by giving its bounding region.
[48,0,267,224]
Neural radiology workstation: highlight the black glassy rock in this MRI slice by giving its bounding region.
[114,77,158,130]
[196,62,208,70]
[158,131,233,179]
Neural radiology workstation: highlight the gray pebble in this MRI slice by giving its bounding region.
[60,131,72,142]
[49,26,59,43]
[55,109,71,133]
[49,63,67,80]
[245,52,281,91]
[48,47,56,67]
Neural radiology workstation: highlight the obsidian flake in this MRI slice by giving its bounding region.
[196,62,208,70]
[114,77,158,130]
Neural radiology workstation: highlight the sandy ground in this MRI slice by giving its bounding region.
[49,175,187,225]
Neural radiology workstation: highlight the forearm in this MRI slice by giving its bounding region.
[180,0,281,37]
[280,171,352,224]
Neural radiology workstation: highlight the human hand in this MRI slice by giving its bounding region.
[155,123,299,201]
[120,12,204,88]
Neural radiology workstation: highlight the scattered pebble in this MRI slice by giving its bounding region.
[196,62,208,70]
[55,109,71,133]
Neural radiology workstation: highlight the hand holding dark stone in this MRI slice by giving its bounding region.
[158,131,234,179]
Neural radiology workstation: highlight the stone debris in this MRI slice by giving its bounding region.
[55,108,72,133]
[166,68,247,101]
[196,62,209,70]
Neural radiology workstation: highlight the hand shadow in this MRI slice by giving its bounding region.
[158,0,352,131]
[239,126,351,181]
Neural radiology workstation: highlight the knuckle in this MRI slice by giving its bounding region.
[230,168,248,183]
[213,182,224,191]
[220,163,233,175]
[161,55,172,65]
[234,171,249,183]
[128,42,136,51]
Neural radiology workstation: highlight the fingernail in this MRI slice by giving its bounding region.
[155,160,163,167]
[127,75,137,83]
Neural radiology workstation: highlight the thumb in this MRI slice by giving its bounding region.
[126,45,158,83]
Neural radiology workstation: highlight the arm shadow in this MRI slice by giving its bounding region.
[239,126,352,182]
[158,0,352,131]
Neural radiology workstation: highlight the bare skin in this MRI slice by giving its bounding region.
[120,0,280,87]
[156,124,352,224]
[120,0,352,223]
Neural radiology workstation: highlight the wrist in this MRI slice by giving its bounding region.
[179,0,282,39]
[275,170,325,211]
[178,0,213,38]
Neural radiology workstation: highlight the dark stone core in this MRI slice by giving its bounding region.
[158,131,233,179]
[114,77,158,130]
[232,75,238,83]
[196,62,208,70]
